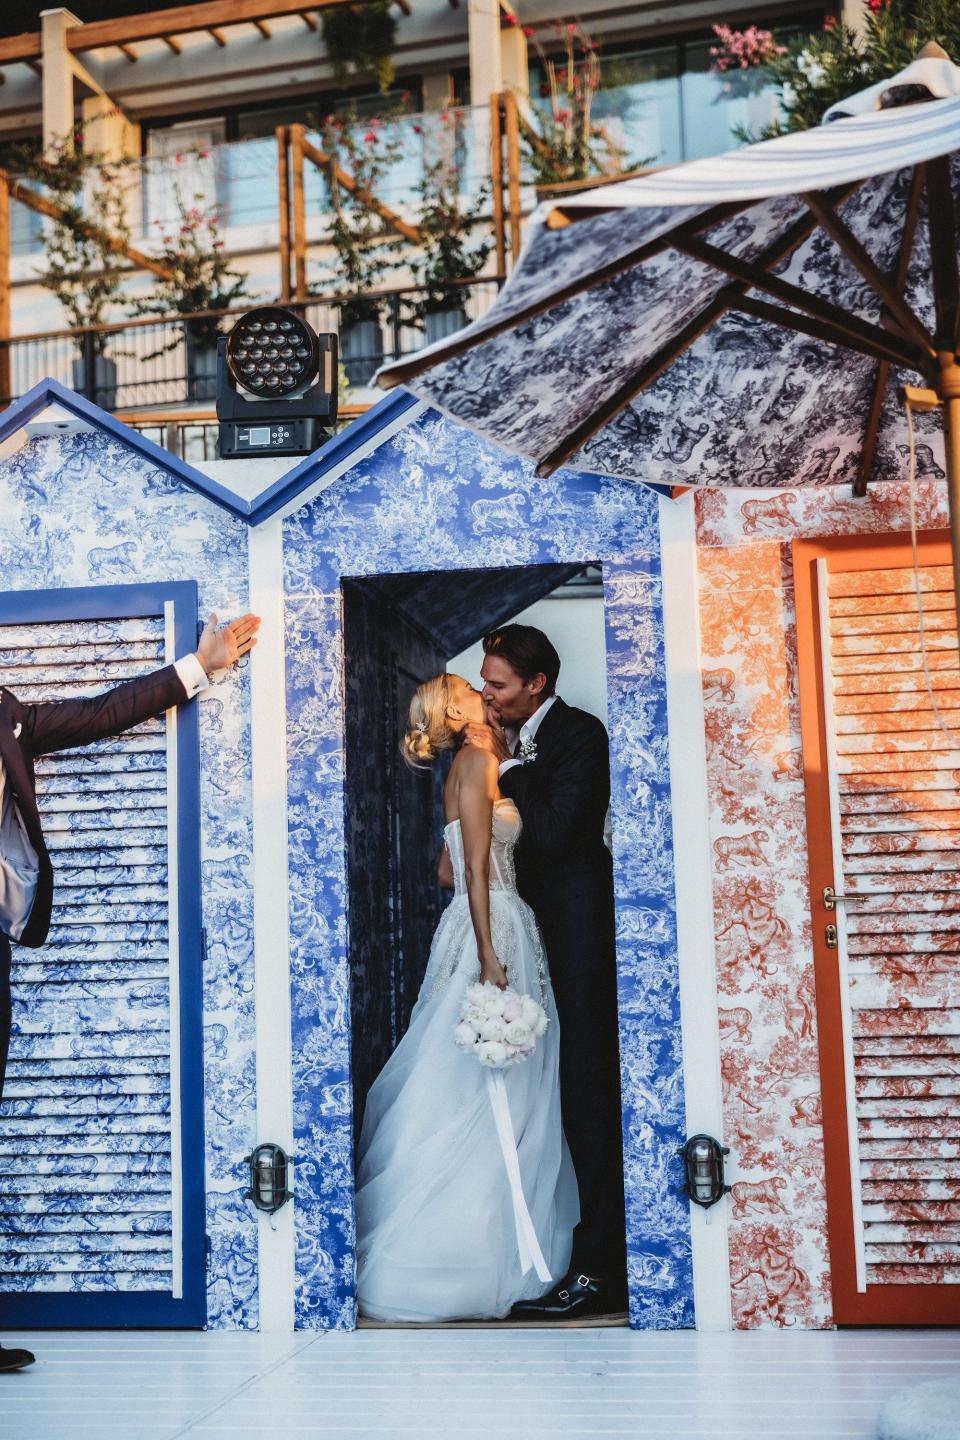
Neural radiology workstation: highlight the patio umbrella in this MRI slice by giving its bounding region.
[378,47,960,593]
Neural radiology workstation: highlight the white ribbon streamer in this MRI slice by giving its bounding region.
[485,1069,552,1283]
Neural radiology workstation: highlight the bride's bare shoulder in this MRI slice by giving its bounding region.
[451,747,498,783]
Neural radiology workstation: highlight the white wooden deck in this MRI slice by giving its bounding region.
[6,1327,957,1439]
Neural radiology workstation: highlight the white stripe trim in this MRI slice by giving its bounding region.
[248,516,296,1330]
[659,493,732,1332]
[164,599,184,1301]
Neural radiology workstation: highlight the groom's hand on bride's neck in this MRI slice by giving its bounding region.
[463,717,511,764]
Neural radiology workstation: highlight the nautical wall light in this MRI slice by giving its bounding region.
[679,1134,730,1211]
[244,1143,292,1214]
[217,306,337,459]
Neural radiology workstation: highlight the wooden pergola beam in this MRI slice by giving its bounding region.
[0,3,371,66]
[118,42,138,62]
[299,131,423,244]
[208,28,227,46]
[163,35,183,53]
[253,19,272,37]
[70,2,366,52]
[300,11,318,28]
[6,174,174,280]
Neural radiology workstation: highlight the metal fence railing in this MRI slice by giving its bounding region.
[1,278,502,412]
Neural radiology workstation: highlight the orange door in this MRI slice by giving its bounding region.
[795,531,960,1325]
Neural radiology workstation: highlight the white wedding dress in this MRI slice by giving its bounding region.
[355,797,578,1322]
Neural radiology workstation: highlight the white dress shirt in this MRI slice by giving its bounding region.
[0,653,209,942]
[498,693,558,780]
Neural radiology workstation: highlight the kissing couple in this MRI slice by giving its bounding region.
[355,623,627,1323]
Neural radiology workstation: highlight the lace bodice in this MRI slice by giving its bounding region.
[444,798,521,896]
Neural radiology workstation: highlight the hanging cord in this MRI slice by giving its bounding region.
[904,393,958,741]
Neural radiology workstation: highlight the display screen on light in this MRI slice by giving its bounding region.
[248,426,271,446]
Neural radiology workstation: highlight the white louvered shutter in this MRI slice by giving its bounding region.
[819,557,960,1294]
[0,587,205,1326]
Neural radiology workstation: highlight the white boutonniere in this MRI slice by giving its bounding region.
[517,737,538,765]
[13,723,21,740]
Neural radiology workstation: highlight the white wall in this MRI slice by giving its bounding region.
[447,587,608,726]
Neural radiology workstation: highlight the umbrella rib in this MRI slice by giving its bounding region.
[533,297,729,478]
[802,190,936,360]
[531,189,867,479]
[726,293,917,366]
[375,199,756,388]
[854,164,925,498]
[674,235,925,373]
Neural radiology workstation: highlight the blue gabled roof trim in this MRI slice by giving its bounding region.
[246,388,422,524]
[1,379,673,521]
[0,379,424,527]
[0,378,252,520]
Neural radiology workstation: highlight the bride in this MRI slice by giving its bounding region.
[355,673,578,1322]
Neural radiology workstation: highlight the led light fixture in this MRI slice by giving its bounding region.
[216,305,338,459]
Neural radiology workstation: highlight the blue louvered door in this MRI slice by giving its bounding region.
[0,582,206,1327]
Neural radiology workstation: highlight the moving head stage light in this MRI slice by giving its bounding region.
[216,306,338,459]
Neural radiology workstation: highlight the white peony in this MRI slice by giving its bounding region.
[479,1017,505,1041]
[502,992,522,1022]
[477,1040,508,1068]
[453,1021,478,1049]
[504,1019,531,1046]
[520,996,541,1028]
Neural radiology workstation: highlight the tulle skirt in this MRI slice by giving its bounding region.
[355,890,578,1322]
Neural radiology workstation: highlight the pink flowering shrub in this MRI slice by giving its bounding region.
[710,24,787,72]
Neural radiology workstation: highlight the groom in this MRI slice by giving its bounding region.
[467,623,627,1319]
[0,610,259,1372]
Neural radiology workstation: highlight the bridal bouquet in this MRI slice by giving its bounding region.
[454,983,548,1068]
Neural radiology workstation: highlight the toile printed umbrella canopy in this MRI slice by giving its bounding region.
[378,49,960,593]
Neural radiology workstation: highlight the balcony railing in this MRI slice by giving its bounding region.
[0,277,501,418]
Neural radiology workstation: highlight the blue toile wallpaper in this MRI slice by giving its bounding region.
[282,406,693,1331]
[0,428,259,1329]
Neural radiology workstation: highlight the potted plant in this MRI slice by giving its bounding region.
[514,20,628,186]
[319,114,403,385]
[321,0,397,94]
[133,178,250,401]
[413,111,492,345]
[19,127,131,406]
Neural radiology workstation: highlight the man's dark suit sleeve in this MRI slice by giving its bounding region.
[14,665,189,757]
[499,715,610,861]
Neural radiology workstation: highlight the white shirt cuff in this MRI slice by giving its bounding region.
[498,758,521,778]
[174,653,210,699]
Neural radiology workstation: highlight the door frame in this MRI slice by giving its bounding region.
[794,529,957,1325]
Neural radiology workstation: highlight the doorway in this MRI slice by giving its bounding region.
[341,560,630,1325]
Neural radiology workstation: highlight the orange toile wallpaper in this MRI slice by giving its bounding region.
[694,479,950,1328]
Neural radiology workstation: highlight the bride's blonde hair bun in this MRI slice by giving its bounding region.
[402,674,457,769]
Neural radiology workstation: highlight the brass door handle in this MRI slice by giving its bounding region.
[823,886,866,912]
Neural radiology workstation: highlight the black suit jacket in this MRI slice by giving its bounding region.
[499,697,616,982]
[0,665,190,949]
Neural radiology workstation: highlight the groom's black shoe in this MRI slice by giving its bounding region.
[0,1345,35,1372]
[509,1271,621,1321]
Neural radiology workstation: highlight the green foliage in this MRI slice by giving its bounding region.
[18,128,131,348]
[414,115,492,317]
[321,1,397,94]
[132,182,250,349]
[730,2,960,139]
[318,113,404,324]
[518,21,630,185]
